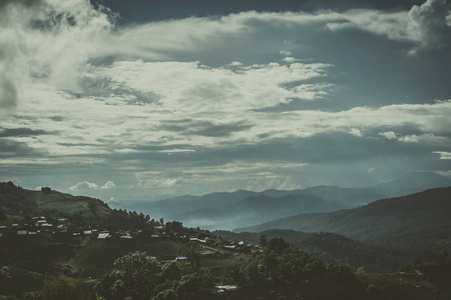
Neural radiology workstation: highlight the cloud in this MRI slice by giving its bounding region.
[330,0,451,53]
[379,131,396,140]
[69,181,99,191]
[433,151,451,160]
[0,74,17,109]
[0,0,114,108]
[2,0,448,112]
[0,127,50,137]
[158,149,196,154]
[0,0,43,9]
[407,0,451,52]
[100,180,117,189]
[157,119,253,137]
[0,138,44,158]
[246,176,300,192]
[1,0,450,200]
[88,59,332,113]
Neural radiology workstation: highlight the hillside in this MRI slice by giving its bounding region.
[167,194,343,230]
[214,229,408,272]
[2,182,451,299]
[236,187,451,252]
[0,182,112,220]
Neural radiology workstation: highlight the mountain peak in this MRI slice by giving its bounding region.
[369,171,451,197]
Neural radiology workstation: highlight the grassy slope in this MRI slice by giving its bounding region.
[0,184,111,219]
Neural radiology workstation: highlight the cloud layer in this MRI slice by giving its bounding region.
[1,0,450,200]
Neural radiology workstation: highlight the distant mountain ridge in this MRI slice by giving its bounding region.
[235,187,451,253]
[367,171,451,197]
[123,171,451,230]
[167,194,343,230]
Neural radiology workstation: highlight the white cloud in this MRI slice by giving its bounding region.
[398,133,447,144]
[89,59,332,113]
[1,0,450,199]
[246,176,300,192]
[349,128,362,137]
[279,50,292,56]
[407,0,451,52]
[69,181,99,191]
[159,149,196,154]
[379,131,396,140]
[433,151,451,160]
[100,180,117,189]
[331,0,451,53]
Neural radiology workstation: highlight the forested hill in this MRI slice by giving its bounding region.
[236,187,451,252]
[215,229,408,273]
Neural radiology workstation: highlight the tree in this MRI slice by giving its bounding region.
[176,268,213,299]
[259,234,267,247]
[0,266,10,279]
[182,242,201,269]
[102,251,161,300]
[161,262,181,281]
[0,206,6,220]
[41,187,52,194]
[266,238,290,254]
[39,274,91,300]
[226,266,246,285]
[151,289,178,300]
[166,221,184,235]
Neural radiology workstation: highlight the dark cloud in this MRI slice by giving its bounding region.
[94,0,424,24]
[0,139,43,158]
[409,0,451,51]
[0,127,51,138]
[192,131,450,168]
[49,116,64,122]
[157,119,253,137]
[0,0,42,9]
[79,77,160,105]
[108,130,451,169]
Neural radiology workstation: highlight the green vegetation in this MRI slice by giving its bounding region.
[100,251,161,299]
[0,266,10,279]
[38,274,91,300]
[1,182,451,299]
[215,229,409,272]
[238,187,451,252]
[0,181,111,221]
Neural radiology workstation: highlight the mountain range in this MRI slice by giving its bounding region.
[121,171,451,230]
[167,194,343,230]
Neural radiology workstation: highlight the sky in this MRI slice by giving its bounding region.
[0,0,450,202]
